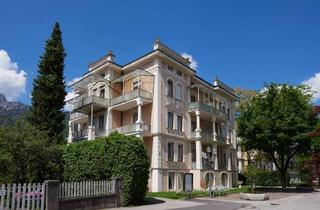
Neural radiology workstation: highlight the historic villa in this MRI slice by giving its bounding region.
[67,39,238,192]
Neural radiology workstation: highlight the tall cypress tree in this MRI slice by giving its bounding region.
[29,22,66,143]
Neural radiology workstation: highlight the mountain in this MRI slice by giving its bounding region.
[0,93,30,126]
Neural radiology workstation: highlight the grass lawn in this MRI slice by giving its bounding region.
[147,186,251,200]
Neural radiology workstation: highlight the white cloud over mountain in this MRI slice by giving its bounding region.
[0,49,27,101]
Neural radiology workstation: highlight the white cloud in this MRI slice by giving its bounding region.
[67,77,81,86]
[302,72,320,101]
[181,52,198,69]
[0,49,27,101]
[64,90,79,111]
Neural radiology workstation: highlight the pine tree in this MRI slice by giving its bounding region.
[29,22,66,143]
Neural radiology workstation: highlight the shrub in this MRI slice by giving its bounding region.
[62,139,110,182]
[62,132,150,206]
[256,170,281,186]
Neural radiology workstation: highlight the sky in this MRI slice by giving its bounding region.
[1,0,320,104]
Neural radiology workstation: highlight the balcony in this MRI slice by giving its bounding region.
[188,102,215,114]
[73,95,108,114]
[189,131,213,141]
[167,128,184,137]
[188,102,229,121]
[70,112,87,120]
[72,129,88,141]
[110,123,150,135]
[110,89,153,107]
[216,135,228,144]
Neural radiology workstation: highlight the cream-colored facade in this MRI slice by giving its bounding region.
[67,39,238,192]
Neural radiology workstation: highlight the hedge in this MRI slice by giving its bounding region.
[62,132,150,205]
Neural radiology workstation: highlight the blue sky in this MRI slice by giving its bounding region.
[1,0,320,104]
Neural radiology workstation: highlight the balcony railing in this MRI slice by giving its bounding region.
[72,129,88,141]
[189,131,213,140]
[73,95,108,110]
[167,128,184,136]
[110,89,153,107]
[189,102,229,120]
[70,112,87,120]
[188,102,215,114]
[110,123,150,135]
[216,135,227,143]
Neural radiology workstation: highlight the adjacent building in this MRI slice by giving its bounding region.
[67,39,238,192]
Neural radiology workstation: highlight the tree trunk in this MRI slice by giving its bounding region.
[280,170,287,190]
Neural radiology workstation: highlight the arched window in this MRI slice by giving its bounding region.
[167,80,173,97]
[176,84,182,100]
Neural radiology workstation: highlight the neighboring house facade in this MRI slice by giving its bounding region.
[67,39,238,192]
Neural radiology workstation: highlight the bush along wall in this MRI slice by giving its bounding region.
[62,132,150,206]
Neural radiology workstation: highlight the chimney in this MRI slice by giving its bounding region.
[106,50,115,62]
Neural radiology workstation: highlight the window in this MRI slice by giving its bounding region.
[176,84,182,100]
[100,88,105,98]
[176,70,182,77]
[167,111,174,129]
[178,144,183,162]
[168,172,175,190]
[191,143,196,162]
[190,94,196,102]
[133,80,141,90]
[168,142,174,161]
[191,120,196,132]
[227,108,230,120]
[177,114,182,131]
[98,115,104,130]
[167,65,174,71]
[167,80,173,97]
[132,112,138,124]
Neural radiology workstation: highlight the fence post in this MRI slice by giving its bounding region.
[112,177,123,207]
[45,180,60,210]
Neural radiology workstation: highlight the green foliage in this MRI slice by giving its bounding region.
[0,120,63,183]
[62,132,150,206]
[148,186,251,200]
[29,22,67,143]
[255,170,281,186]
[244,165,260,192]
[62,139,109,182]
[237,83,317,189]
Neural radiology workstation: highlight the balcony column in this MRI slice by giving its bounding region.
[226,123,230,144]
[67,120,73,143]
[195,110,201,138]
[213,144,218,170]
[227,149,231,171]
[212,117,217,141]
[196,140,202,170]
[88,104,95,140]
[136,98,143,137]
[106,108,112,135]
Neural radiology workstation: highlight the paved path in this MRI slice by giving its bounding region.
[234,191,320,210]
[108,197,244,210]
[108,191,320,210]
